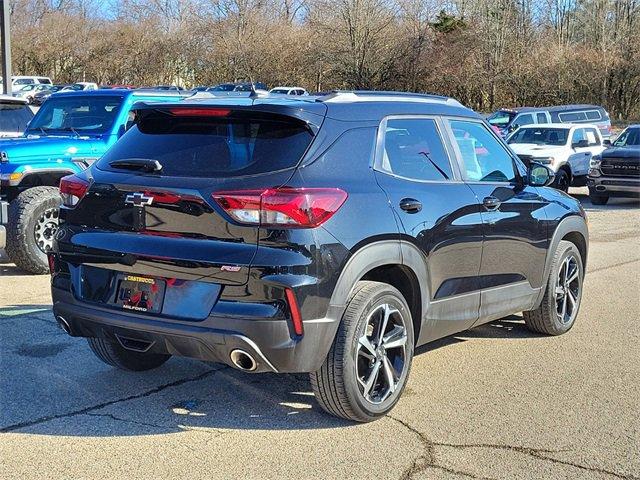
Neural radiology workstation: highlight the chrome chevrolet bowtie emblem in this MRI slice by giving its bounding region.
[125,192,154,207]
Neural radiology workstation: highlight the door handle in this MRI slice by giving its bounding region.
[399,198,422,213]
[482,196,501,211]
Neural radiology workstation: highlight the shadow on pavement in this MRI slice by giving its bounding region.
[572,191,640,212]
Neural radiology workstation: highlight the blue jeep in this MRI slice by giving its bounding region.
[0,89,188,273]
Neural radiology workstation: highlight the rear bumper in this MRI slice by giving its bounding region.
[588,176,640,197]
[52,286,342,374]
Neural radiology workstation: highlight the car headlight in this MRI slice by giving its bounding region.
[533,157,554,165]
[590,155,602,168]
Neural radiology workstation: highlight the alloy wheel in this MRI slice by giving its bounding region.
[555,254,581,324]
[34,207,59,254]
[356,303,408,404]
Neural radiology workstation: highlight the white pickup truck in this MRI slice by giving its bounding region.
[507,123,606,191]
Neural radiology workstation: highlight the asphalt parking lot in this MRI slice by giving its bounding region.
[1,187,638,480]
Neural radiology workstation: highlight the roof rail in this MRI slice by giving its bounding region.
[317,90,463,107]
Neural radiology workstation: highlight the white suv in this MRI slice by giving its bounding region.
[507,123,605,191]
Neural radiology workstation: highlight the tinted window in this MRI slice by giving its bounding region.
[536,113,548,123]
[585,110,602,121]
[450,120,516,183]
[380,118,452,181]
[38,78,51,84]
[513,114,534,128]
[0,104,34,134]
[27,95,123,134]
[14,79,32,85]
[559,111,587,122]
[98,111,314,178]
[613,127,640,147]
[508,127,569,146]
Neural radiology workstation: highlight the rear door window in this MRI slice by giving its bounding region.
[0,104,33,133]
[536,113,548,123]
[378,117,453,181]
[98,110,314,178]
[585,128,600,146]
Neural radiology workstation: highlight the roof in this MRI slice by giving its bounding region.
[135,90,479,124]
[496,104,607,114]
[517,123,600,129]
[50,88,188,99]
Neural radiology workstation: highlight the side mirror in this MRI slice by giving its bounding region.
[603,139,612,147]
[572,139,589,149]
[529,162,555,187]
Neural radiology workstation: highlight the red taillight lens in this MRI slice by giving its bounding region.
[59,175,89,207]
[169,107,231,117]
[285,288,304,336]
[212,187,347,228]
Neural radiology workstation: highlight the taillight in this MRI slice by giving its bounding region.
[212,187,347,228]
[59,175,89,207]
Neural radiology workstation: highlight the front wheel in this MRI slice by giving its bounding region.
[523,240,584,335]
[588,188,609,205]
[553,169,570,192]
[310,281,414,422]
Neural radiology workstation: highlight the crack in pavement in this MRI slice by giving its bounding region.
[0,366,228,433]
[389,415,637,480]
[85,412,166,430]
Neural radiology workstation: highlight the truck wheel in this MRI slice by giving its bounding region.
[553,169,570,192]
[310,281,414,422]
[5,186,61,274]
[523,240,584,336]
[87,337,171,371]
[588,188,609,205]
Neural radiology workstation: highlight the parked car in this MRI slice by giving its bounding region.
[0,89,189,273]
[209,82,268,93]
[147,85,185,91]
[488,105,612,139]
[587,125,640,204]
[13,83,54,103]
[0,75,53,92]
[507,123,605,191]
[49,91,588,422]
[60,82,99,92]
[31,84,67,106]
[0,95,34,138]
[269,86,308,96]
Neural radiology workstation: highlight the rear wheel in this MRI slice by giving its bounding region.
[5,186,61,274]
[87,337,171,371]
[523,240,583,335]
[588,188,609,205]
[310,281,414,422]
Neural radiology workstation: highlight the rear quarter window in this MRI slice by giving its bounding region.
[98,110,314,178]
[559,111,588,122]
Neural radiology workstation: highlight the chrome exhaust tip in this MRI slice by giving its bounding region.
[56,316,72,335]
[230,349,257,371]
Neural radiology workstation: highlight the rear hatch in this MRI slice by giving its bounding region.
[58,102,324,290]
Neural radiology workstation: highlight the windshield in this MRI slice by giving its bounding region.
[613,127,640,147]
[98,110,313,178]
[26,95,123,135]
[508,127,569,146]
[487,110,515,127]
[0,104,34,134]
[210,84,235,92]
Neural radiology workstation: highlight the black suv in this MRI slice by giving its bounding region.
[51,91,588,422]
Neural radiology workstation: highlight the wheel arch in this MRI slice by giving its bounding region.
[328,240,429,344]
[533,215,589,308]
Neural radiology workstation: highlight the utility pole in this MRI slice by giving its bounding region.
[0,0,11,95]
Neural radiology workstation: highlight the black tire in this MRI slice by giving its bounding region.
[588,188,609,205]
[310,281,414,422]
[553,168,570,192]
[87,337,171,371]
[523,240,584,336]
[5,186,61,274]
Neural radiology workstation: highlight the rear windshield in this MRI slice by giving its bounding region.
[97,110,314,177]
[0,104,34,133]
[508,127,569,146]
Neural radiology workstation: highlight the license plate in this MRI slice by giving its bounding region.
[114,274,166,314]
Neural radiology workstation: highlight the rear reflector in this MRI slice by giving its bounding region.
[285,288,304,336]
[212,187,347,228]
[59,175,89,207]
[169,107,231,117]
